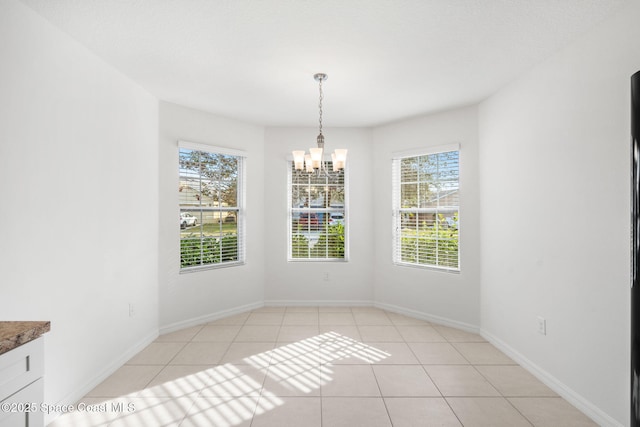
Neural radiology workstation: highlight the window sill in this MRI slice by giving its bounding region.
[393,262,460,274]
[180,261,245,274]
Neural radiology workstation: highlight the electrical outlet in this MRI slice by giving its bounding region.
[129,303,135,317]
[537,316,546,335]
[323,272,330,281]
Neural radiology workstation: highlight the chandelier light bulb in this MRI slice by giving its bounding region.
[334,149,347,171]
[292,151,305,170]
[304,154,313,172]
[309,147,323,169]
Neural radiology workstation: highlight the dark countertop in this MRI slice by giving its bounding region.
[0,321,50,355]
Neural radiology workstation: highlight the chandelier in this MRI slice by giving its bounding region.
[292,73,347,173]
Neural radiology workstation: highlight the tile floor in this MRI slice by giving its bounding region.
[49,306,598,426]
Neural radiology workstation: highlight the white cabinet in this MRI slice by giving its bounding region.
[0,338,44,427]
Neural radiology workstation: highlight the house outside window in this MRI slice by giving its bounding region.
[392,145,459,271]
[288,161,347,261]
[179,141,246,271]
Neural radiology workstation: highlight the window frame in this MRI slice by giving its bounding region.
[178,140,247,273]
[392,143,460,272]
[287,158,349,262]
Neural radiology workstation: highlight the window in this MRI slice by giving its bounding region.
[289,162,347,261]
[392,145,459,270]
[179,141,245,271]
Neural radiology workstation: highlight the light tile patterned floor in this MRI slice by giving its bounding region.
[48,307,598,426]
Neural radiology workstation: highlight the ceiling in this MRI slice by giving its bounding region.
[20,0,628,127]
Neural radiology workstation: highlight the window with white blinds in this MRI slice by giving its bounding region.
[179,141,246,271]
[392,146,459,271]
[288,161,347,261]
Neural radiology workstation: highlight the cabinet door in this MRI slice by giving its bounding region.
[0,378,44,427]
[0,338,44,402]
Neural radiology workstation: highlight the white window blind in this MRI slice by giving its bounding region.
[392,147,459,271]
[288,161,347,261]
[178,142,246,271]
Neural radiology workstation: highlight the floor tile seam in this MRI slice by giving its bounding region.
[445,395,535,401]
[507,396,569,405]
[424,364,510,399]
[186,393,260,427]
[353,322,404,351]
[501,393,563,398]
[125,341,190,367]
[451,342,518,366]
[502,396,537,427]
[449,341,474,365]
[396,325,447,343]
[226,322,244,343]
[321,396,389,399]
[217,338,260,367]
[200,319,249,339]
[319,366,382,399]
[257,395,322,400]
[405,340,424,366]
[437,394,465,427]
[471,363,556,397]
[319,319,357,325]
[443,397,534,427]
[152,364,212,398]
[468,363,504,397]
[369,362,385,398]
[194,365,268,402]
[444,339,489,344]
[471,362,519,365]
[319,389,324,427]
[418,363,446,399]
[368,360,397,427]
[377,392,445,398]
[125,361,181,366]
[128,363,179,395]
[402,338,450,344]
[404,340,471,367]
[158,395,198,427]
[437,388,508,398]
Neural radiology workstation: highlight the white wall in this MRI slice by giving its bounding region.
[5,0,636,425]
[0,0,159,419]
[372,107,481,328]
[158,102,265,329]
[263,127,375,304]
[479,2,640,425]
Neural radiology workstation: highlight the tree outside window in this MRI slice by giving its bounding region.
[393,149,459,270]
[179,146,245,270]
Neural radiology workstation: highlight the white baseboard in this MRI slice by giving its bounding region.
[159,301,264,335]
[45,328,158,425]
[481,328,623,427]
[263,299,374,307]
[374,301,480,334]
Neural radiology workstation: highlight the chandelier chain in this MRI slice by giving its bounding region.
[318,77,323,136]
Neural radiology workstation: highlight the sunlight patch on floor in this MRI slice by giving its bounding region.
[50,332,390,426]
